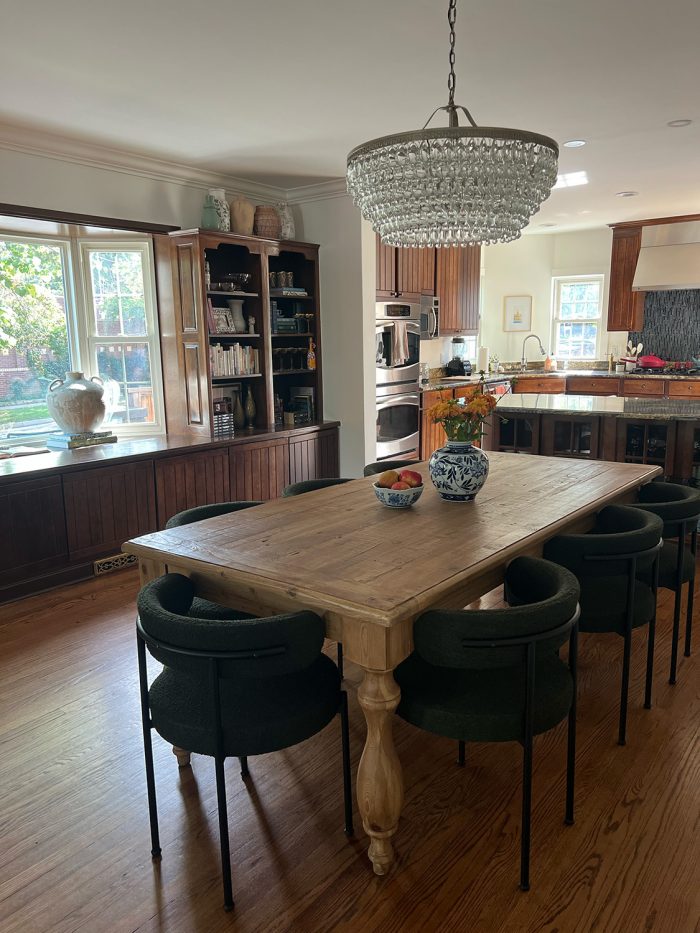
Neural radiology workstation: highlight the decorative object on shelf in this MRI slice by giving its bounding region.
[306,337,317,371]
[47,429,117,450]
[218,272,251,292]
[346,0,558,247]
[226,299,247,333]
[277,202,295,240]
[201,194,220,230]
[274,392,284,426]
[503,295,533,332]
[230,195,255,235]
[244,386,257,428]
[46,371,106,434]
[232,388,246,429]
[427,382,497,501]
[210,307,235,334]
[254,205,282,239]
[208,188,230,231]
[248,316,256,334]
[204,260,211,290]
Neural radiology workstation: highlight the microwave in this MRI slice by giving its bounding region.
[376,296,439,340]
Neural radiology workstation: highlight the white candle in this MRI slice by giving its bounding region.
[477,346,489,373]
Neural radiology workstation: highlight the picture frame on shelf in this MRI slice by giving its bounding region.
[503,295,533,332]
[210,307,236,335]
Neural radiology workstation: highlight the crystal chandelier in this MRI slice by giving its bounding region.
[346,0,559,247]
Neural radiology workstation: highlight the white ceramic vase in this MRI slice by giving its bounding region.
[277,202,295,240]
[208,188,230,232]
[226,299,246,333]
[428,440,489,502]
[47,371,106,434]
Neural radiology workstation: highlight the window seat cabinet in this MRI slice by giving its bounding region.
[0,424,339,603]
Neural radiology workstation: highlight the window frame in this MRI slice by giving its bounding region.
[0,229,165,447]
[551,274,605,362]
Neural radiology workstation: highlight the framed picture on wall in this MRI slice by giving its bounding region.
[503,295,533,332]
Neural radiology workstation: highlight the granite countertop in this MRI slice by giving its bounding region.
[495,393,700,421]
[422,374,512,391]
[512,369,700,381]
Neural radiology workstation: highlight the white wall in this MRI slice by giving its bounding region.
[481,227,617,364]
[295,195,373,476]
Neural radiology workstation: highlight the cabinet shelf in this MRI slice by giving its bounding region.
[209,333,261,339]
[269,293,314,301]
[273,369,316,376]
[208,290,259,298]
[212,374,262,382]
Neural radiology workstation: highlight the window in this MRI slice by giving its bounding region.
[0,232,163,445]
[552,275,604,360]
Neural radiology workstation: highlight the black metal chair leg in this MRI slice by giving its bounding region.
[457,740,466,767]
[644,613,656,710]
[214,756,234,911]
[618,627,632,746]
[137,635,161,859]
[684,577,695,658]
[238,756,249,779]
[565,623,577,826]
[340,691,353,836]
[670,587,682,684]
[520,732,533,891]
[337,642,344,680]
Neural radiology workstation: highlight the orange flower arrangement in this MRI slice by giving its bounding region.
[428,378,498,443]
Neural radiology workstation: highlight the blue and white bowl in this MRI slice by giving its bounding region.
[373,482,424,509]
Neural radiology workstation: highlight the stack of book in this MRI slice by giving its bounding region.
[210,343,260,377]
[47,430,118,450]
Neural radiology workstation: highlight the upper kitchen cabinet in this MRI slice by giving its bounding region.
[607,225,645,332]
[436,245,481,334]
[376,234,435,299]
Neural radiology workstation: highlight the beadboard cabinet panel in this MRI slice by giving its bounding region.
[289,428,340,484]
[607,226,645,332]
[155,448,231,525]
[0,476,68,588]
[436,246,481,334]
[63,461,157,562]
[230,439,289,501]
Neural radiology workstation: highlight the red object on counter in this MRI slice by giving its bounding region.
[637,355,666,369]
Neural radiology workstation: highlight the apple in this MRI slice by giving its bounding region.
[391,481,410,490]
[399,469,423,488]
[377,470,400,488]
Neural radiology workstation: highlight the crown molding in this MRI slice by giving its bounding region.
[0,121,287,203]
[285,178,348,204]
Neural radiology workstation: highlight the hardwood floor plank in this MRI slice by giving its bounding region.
[0,569,698,932]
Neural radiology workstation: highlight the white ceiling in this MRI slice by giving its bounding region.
[2,0,699,232]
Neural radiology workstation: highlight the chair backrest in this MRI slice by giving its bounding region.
[635,481,700,538]
[363,459,417,477]
[412,556,580,670]
[543,504,662,579]
[282,478,353,497]
[165,500,262,529]
[137,573,325,678]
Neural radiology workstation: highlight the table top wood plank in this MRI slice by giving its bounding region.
[124,453,660,629]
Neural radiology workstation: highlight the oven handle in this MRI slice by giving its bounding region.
[376,394,420,411]
[376,321,421,333]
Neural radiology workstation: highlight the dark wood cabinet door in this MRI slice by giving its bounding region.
[615,419,676,477]
[289,428,340,483]
[607,226,645,331]
[419,389,449,460]
[230,439,289,501]
[376,234,396,297]
[63,461,157,561]
[0,476,68,586]
[539,415,600,459]
[397,248,435,297]
[436,245,481,334]
[155,448,230,525]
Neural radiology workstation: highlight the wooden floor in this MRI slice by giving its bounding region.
[0,570,698,933]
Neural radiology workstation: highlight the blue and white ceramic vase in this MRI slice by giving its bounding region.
[428,440,489,502]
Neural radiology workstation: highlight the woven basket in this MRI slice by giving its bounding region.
[254,205,282,239]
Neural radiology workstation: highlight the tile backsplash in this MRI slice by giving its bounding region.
[629,289,700,361]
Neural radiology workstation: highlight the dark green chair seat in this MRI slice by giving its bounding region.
[544,504,662,745]
[634,480,700,683]
[165,501,262,622]
[282,478,353,497]
[396,655,573,744]
[363,459,417,477]
[394,556,580,891]
[136,573,353,912]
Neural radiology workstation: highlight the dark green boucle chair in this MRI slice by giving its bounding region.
[165,501,262,621]
[394,556,580,892]
[136,573,353,912]
[633,481,700,683]
[363,459,417,477]
[282,477,353,497]
[544,505,662,746]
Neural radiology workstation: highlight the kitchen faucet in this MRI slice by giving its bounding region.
[521,334,546,372]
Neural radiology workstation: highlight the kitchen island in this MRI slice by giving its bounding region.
[483,393,700,484]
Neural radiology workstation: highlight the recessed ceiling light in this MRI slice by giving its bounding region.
[616,190,639,198]
[553,171,589,189]
[539,222,557,227]
[579,209,592,214]
[563,139,587,148]
[667,119,692,127]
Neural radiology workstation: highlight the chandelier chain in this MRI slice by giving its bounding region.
[447,0,457,107]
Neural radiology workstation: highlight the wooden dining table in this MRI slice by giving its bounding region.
[124,452,660,875]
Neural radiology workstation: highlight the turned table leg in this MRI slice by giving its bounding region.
[172,746,191,768]
[357,669,404,875]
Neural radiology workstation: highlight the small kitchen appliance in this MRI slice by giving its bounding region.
[445,337,472,377]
